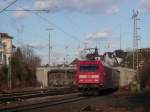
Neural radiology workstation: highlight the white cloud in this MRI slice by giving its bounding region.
[86,27,112,40]
[34,0,120,14]
[83,27,112,48]
[106,5,119,14]
[139,0,150,12]
[27,43,48,49]
[14,8,29,18]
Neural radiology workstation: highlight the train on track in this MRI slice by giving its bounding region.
[76,48,120,94]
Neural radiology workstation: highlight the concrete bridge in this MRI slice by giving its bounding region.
[36,66,76,88]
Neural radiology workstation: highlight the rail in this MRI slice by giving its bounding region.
[0,93,85,112]
[0,87,78,104]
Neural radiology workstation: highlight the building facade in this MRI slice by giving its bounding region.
[0,33,13,65]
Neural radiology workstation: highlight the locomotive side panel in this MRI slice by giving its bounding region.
[112,68,120,89]
[103,66,113,89]
[103,66,120,90]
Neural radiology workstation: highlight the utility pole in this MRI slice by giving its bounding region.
[8,57,12,90]
[132,10,141,69]
[46,28,53,66]
[65,45,69,65]
[17,25,24,46]
[7,42,13,90]
[132,9,141,92]
[120,25,122,50]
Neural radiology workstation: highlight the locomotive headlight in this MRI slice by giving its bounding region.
[94,79,99,82]
[91,75,99,78]
[79,75,99,78]
[79,75,87,78]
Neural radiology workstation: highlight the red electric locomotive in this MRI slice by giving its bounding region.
[76,48,119,94]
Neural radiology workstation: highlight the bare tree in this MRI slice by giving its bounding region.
[11,46,41,88]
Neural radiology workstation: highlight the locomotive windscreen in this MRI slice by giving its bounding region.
[80,64,99,72]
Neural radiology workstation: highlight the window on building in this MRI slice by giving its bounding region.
[3,42,6,48]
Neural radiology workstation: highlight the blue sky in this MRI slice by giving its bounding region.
[0,0,150,64]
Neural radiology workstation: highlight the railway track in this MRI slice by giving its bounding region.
[0,87,78,104]
[0,93,85,112]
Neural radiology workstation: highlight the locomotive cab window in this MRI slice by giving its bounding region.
[80,64,99,72]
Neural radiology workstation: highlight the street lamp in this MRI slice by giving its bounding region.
[46,28,53,66]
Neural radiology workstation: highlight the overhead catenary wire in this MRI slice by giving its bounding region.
[3,1,80,42]
[1,0,135,50]
[2,10,77,49]
[4,8,83,39]
[0,0,19,13]
[1,12,50,45]
[35,13,80,42]
[4,9,49,12]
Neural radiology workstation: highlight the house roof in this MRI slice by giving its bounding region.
[12,44,16,48]
[0,33,13,39]
[70,58,79,65]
